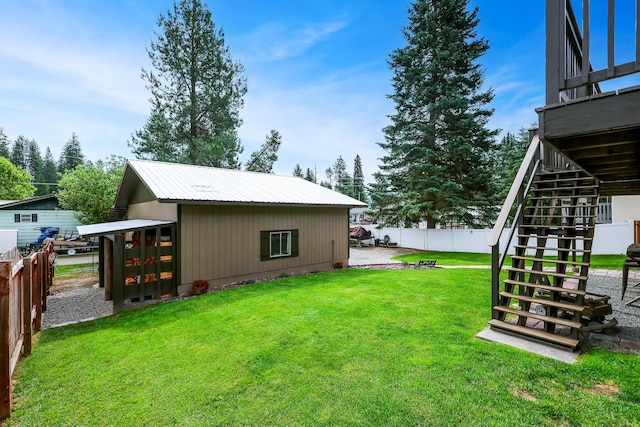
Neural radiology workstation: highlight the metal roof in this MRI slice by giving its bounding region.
[77,219,175,237]
[0,194,58,210]
[125,159,367,208]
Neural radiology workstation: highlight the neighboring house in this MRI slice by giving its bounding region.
[349,207,371,224]
[0,194,81,249]
[78,159,366,311]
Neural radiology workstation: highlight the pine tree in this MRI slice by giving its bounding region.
[304,168,315,183]
[368,171,407,226]
[332,156,353,197]
[58,133,85,174]
[324,167,334,189]
[130,0,247,169]
[10,135,28,169]
[376,0,498,228]
[352,154,366,202]
[293,164,303,178]
[41,147,58,195]
[25,139,45,195]
[0,128,9,159]
[245,130,282,173]
[493,128,530,202]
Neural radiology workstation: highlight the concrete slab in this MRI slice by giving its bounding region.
[476,327,579,364]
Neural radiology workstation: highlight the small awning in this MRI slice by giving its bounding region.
[77,219,176,238]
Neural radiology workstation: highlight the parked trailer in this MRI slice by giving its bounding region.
[26,226,93,255]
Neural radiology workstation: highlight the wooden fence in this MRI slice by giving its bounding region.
[0,243,53,419]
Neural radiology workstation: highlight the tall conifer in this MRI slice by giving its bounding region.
[377,0,498,227]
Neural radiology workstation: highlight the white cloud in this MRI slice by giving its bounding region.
[239,19,349,62]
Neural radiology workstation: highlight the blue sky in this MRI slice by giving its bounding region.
[0,1,637,182]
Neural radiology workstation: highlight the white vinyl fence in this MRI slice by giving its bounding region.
[365,222,634,255]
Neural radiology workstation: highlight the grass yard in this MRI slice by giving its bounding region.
[9,269,640,426]
[392,251,628,270]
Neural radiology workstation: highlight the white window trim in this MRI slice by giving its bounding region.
[270,231,291,258]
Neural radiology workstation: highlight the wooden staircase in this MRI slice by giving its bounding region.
[489,170,599,350]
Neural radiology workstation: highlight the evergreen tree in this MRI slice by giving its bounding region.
[304,168,315,183]
[245,130,282,173]
[10,135,28,169]
[368,171,406,226]
[130,0,247,169]
[493,128,530,202]
[376,0,498,228]
[352,154,366,202]
[25,139,45,195]
[332,156,353,197]
[58,133,85,174]
[0,128,9,159]
[324,167,334,189]
[41,147,59,195]
[292,164,303,178]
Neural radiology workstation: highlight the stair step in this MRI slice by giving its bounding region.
[521,224,594,229]
[532,186,597,192]
[488,319,580,349]
[524,213,597,219]
[505,267,588,281]
[532,189,599,196]
[500,291,585,312]
[517,234,593,241]
[534,177,597,185]
[535,175,597,181]
[514,245,591,253]
[493,306,583,328]
[510,255,589,267]
[534,172,595,182]
[503,279,587,296]
[533,183,598,189]
[529,195,598,201]
[525,204,597,210]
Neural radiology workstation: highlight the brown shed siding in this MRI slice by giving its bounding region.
[128,201,178,221]
[179,204,349,290]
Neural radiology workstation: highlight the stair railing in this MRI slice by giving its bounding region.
[488,135,542,317]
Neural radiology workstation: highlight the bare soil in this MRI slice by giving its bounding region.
[50,273,99,295]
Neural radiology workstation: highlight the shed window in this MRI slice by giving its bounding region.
[15,214,37,222]
[270,231,291,257]
[260,229,299,261]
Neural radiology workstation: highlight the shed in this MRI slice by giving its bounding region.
[0,195,81,249]
[78,159,366,311]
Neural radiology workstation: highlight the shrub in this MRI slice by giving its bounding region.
[188,279,209,296]
[334,262,343,269]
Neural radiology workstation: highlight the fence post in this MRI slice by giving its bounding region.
[34,252,44,331]
[0,261,12,419]
[23,258,33,356]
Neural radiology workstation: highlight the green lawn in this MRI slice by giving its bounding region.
[392,251,627,270]
[10,269,640,426]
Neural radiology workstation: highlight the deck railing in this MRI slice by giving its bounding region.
[546,0,640,104]
[488,136,541,317]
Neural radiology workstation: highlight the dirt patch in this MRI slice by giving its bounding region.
[50,273,99,295]
[511,388,538,402]
[587,380,620,395]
